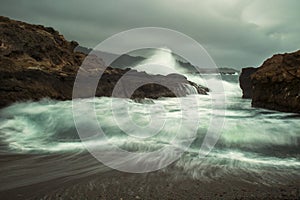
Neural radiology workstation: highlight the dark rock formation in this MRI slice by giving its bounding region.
[0,16,208,108]
[239,67,258,98]
[251,50,300,113]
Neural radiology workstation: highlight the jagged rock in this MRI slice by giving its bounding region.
[239,67,258,98]
[240,50,300,113]
[251,50,300,113]
[0,16,208,108]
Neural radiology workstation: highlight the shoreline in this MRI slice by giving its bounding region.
[0,153,299,200]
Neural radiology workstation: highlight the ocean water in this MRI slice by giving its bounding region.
[0,48,300,190]
[0,74,299,190]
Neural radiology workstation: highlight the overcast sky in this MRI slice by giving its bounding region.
[1,0,299,68]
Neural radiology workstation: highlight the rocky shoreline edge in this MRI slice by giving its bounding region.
[0,16,208,108]
[1,15,299,114]
[239,50,300,113]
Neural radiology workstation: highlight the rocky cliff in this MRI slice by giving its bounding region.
[239,50,300,113]
[0,16,208,108]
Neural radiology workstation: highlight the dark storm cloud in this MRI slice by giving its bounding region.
[1,0,299,68]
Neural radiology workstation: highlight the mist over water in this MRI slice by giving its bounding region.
[0,50,299,189]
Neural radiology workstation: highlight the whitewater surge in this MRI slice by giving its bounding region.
[0,75,299,184]
[0,48,299,185]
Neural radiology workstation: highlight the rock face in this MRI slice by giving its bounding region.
[0,16,208,108]
[239,67,258,98]
[240,50,300,113]
[251,50,300,113]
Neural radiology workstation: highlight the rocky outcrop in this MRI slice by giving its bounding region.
[240,50,300,113]
[0,16,208,108]
[251,50,300,113]
[239,67,258,98]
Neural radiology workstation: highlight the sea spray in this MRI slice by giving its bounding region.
[132,48,191,76]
